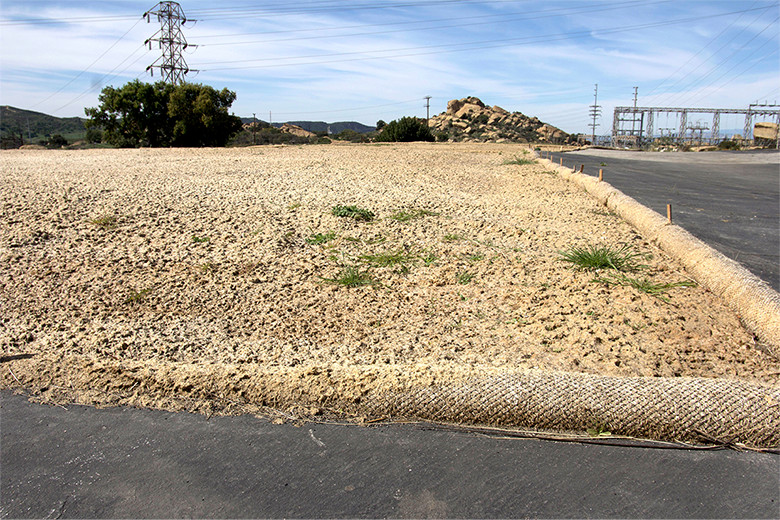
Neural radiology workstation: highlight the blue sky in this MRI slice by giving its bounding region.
[1,0,778,134]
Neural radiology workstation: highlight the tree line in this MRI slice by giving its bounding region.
[85,80,433,148]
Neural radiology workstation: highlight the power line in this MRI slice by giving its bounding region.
[29,17,144,109]
[658,14,780,107]
[194,6,771,71]
[196,1,666,47]
[646,6,777,106]
[642,0,765,103]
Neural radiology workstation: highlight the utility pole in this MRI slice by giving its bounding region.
[630,86,639,137]
[588,84,601,146]
[424,96,432,126]
[144,1,196,84]
[252,113,257,145]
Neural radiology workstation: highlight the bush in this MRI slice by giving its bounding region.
[334,129,368,143]
[375,117,434,142]
[47,134,68,148]
[717,139,740,150]
[85,128,103,144]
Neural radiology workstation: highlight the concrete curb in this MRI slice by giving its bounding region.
[537,156,780,349]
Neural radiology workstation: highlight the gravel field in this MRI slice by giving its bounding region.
[1,143,777,414]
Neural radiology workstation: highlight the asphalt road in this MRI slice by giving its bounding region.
[544,149,780,290]
[1,391,778,519]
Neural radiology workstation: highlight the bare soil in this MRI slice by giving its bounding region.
[1,143,777,416]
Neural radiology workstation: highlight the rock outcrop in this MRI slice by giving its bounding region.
[279,123,316,138]
[429,96,572,144]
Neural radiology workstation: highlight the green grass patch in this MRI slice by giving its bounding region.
[592,272,697,303]
[91,215,117,229]
[192,235,210,243]
[421,252,438,266]
[443,233,464,242]
[456,271,475,284]
[305,231,336,245]
[332,205,375,222]
[125,287,152,304]
[321,266,377,287]
[359,249,416,268]
[503,156,536,166]
[559,244,649,272]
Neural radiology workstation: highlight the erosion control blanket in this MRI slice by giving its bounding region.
[1,145,778,447]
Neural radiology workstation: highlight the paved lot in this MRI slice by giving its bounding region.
[545,149,779,290]
[2,391,778,519]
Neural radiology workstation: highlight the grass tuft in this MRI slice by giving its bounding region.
[456,271,475,284]
[321,266,377,287]
[359,249,416,268]
[125,287,152,304]
[503,156,536,166]
[332,205,375,222]
[91,215,117,229]
[592,272,697,303]
[559,244,649,272]
[306,231,336,245]
[192,235,210,243]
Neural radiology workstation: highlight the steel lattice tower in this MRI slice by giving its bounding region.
[144,1,196,84]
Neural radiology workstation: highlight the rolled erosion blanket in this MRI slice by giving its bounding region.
[369,371,780,447]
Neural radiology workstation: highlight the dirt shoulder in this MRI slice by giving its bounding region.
[1,143,777,415]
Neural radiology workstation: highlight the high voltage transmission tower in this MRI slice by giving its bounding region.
[144,1,197,85]
[588,84,601,145]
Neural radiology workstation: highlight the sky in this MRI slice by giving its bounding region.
[1,0,779,134]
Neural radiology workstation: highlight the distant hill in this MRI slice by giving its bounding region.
[0,106,86,142]
[240,118,374,134]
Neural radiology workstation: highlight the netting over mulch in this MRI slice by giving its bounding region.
[368,371,780,447]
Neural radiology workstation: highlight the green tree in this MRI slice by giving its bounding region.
[85,80,174,147]
[376,119,386,131]
[375,117,434,142]
[85,81,242,148]
[167,83,243,147]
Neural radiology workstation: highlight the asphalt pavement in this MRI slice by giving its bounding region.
[1,391,778,518]
[544,149,780,290]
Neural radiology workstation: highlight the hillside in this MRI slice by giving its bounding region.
[240,118,374,134]
[429,97,573,144]
[0,106,86,142]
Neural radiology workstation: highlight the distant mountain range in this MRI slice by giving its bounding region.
[239,118,375,134]
[1,106,86,141]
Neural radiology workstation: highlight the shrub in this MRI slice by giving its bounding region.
[375,117,434,142]
[331,205,375,221]
[717,139,740,150]
[47,134,68,148]
[559,244,649,272]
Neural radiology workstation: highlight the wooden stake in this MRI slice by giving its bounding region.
[579,164,584,173]
[599,169,603,182]
[667,204,673,224]
[560,158,563,166]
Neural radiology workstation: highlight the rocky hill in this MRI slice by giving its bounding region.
[429,97,572,144]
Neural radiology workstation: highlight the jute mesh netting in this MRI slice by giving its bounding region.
[365,371,780,447]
